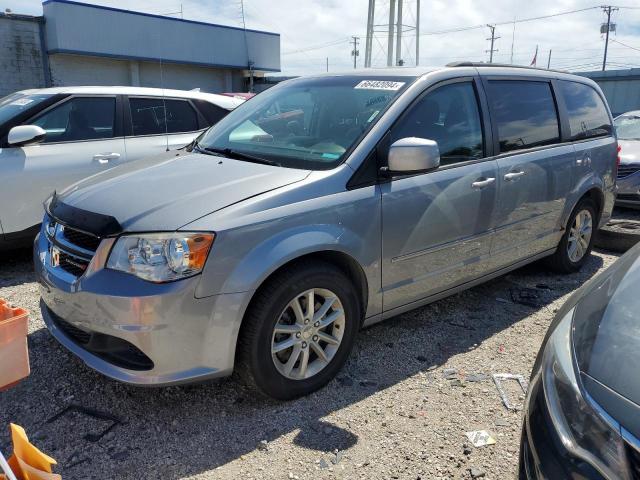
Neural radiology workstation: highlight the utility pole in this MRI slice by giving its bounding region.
[387,0,396,66]
[326,57,329,72]
[486,25,499,64]
[364,0,375,67]
[547,49,552,69]
[415,0,420,66]
[510,17,516,64]
[395,0,403,66]
[601,5,618,71]
[351,36,360,69]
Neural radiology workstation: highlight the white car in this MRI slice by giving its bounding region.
[0,86,244,249]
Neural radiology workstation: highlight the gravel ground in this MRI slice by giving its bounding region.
[0,241,624,479]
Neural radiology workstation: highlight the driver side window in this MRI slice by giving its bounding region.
[32,97,116,143]
[391,82,484,166]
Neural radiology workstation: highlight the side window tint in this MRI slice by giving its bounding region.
[129,98,199,136]
[487,80,560,153]
[391,82,484,165]
[558,81,612,140]
[32,97,115,143]
[193,100,229,127]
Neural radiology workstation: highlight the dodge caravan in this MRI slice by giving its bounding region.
[35,64,617,399]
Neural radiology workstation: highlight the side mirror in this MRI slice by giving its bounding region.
[386,137,440,174]
[8,125,46,147]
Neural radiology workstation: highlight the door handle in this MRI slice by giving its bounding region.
[504,171,526,181]
[93,153,120,164]
[471,177,496,189]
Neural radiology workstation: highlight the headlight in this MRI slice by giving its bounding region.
[106,232,214,282]
[542,308,631,480]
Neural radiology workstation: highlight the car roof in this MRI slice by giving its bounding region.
[16,86,244,110]
[294,64,598,86]
[616,110,640,118]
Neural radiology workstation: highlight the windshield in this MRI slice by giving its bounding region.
[0,92,54,126]
[197,76,414,170]
[614,114,640,141]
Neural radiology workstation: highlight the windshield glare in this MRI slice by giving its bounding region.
[615,115,640,140]
[198,76,413,170]
[0,92,53,126]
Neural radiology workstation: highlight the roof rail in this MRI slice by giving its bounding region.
[446,61,568,74]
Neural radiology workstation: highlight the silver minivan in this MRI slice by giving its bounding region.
[35,65,617,399]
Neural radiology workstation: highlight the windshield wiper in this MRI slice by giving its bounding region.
[202,147,280,166]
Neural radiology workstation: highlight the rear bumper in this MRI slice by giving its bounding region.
[35,230,252,386]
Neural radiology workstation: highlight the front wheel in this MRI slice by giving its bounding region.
[236,260,361,400]
[546,198,597,273]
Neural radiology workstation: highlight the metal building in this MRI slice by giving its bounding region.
[577,68,640,117]
[0,0,280,96]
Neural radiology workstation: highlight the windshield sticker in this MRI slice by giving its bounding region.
[9,98,34,106]
[367,111,380,123]
[355,80,405,91]
[321,153,340,159]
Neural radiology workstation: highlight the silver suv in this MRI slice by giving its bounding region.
[35,65,617,399]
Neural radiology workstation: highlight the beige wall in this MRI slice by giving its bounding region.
[48,53,246,93]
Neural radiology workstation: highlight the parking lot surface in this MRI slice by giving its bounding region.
[0,247,620,479]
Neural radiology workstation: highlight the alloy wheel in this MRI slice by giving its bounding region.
[567,209,593,263]
[271,288,345,380]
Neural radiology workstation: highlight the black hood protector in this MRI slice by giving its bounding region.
[48,192,123,237]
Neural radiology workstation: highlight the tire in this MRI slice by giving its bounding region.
[546,198,597,274]
[594,219,640,253]
[236,260,361,400]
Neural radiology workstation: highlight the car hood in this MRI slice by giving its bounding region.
[618,139,640,165]
[55,150,310,231]
[572,244,640,438]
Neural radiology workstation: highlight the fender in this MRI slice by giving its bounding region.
[558,174,606,230]
[216,224,371,295]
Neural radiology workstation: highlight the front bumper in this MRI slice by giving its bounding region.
[616,170,640,208]
[34,229,252,386]
[519,375,606,479]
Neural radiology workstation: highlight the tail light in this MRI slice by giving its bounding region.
[617,144,622,166]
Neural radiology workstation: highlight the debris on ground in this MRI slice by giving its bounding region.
[510,287,545,307]
[465,430,496,447]
[493,373,529,410]
[470,467,486,478]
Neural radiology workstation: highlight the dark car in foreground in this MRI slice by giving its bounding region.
[520,243,640,479]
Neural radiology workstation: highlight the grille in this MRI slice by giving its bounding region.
[618,165,640,179]
[58,252,90,277]
[49,308,154,371]
[55,316,91,345]
[62,226,101,252]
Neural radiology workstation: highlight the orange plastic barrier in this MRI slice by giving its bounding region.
[0,300,29,390]
[1,424,60,480]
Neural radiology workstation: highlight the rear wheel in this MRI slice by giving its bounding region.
[546,198,596,273]
[237,260,360,400]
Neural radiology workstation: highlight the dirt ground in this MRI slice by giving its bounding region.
[0,242,623,480]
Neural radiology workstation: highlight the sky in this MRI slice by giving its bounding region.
[4,0,640,76]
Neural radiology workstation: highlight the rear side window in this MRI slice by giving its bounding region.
[32,97,115,143]
[558,81,612,140]
[193,100,229,127]
[487,80,560,153]
[129,98,199,136]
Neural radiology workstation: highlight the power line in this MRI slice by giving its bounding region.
[610,38,640,53]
